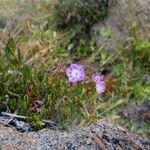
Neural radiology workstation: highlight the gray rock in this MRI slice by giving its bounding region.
[91,0,150,52]
[0,120,149,150]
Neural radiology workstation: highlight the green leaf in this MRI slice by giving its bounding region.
[4,38,17,64]
[99,27,110,38]
[22,64,32,81]
[17,48,24,64]
[134,41,150,53]
[7,90,19,97]
[113,64,124,77]
[133,82,150,103]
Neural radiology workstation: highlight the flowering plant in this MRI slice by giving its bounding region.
[92,75,106,94]
[66,64,106,94]
[66,64,85,84]
[1,38,107,130]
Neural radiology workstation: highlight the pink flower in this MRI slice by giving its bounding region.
[92,75,106,94]
[66,64,85,84]
[92,75,104,84]
[95,82,106,94]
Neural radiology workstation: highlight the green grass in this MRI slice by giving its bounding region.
[0,39,102,129]
[0,31,149,132]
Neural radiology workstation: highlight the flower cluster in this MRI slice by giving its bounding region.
[66,63,106,94]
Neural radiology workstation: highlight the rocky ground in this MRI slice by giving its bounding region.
[0,120,150,150]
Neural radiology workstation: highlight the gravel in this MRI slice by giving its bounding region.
[0,120,149,150]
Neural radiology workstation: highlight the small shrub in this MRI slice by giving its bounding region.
[51,0,108,30]
[0,38,107,129]
[49,0,108,57]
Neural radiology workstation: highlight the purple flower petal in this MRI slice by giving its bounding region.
[70,64,78,69]
[95,82,106,94]
[92,74,105,94]
[92,75,104,84]
[66,63,85,84]
[66,68,72,77]
[80,72,85,81]
[68,77,78,83]
[77,65,84,71]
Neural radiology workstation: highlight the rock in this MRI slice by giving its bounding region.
[0,120,149,150]
[118,101,150,127]
[0,127,37,150]
[91,0,150,52]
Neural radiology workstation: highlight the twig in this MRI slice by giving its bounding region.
[2,112,26,119]
[42,119,57,125]
[1,112,57,125]
[0,120,16,129]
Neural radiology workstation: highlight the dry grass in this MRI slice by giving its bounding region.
[0,0,59,64]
